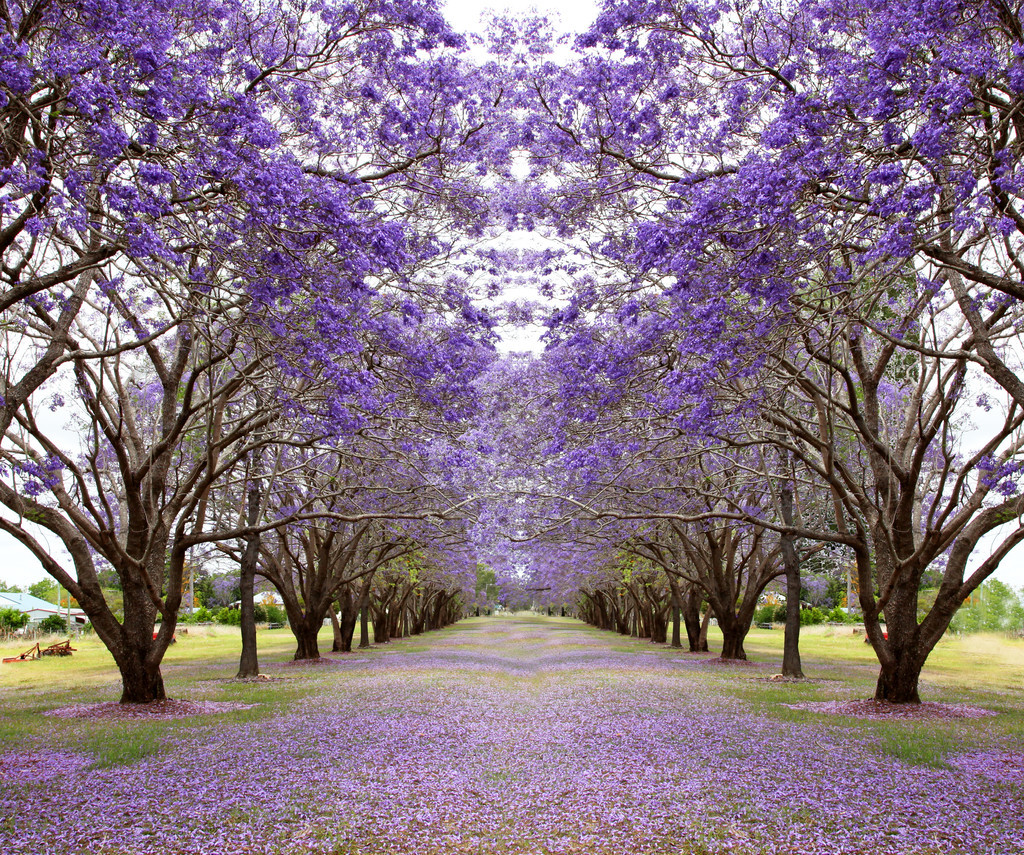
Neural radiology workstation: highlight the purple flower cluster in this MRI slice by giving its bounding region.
[1,620,1021,854]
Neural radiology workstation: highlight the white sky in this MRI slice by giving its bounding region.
[444,2,601,355]
[442,1,599,34]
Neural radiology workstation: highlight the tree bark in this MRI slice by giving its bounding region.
[293,620,321,660]
[716,605,750,660]
[115,644,167,703]
[874,656,923,703]
[682,588,708,652]
[329,604,344,653]
[720,628,748,660]
[236,480,262,679]
[650,607,668,644]
[780,482,805,678]
[359,607,370,648]
[338,594,358,652]
[698,606,710,652]
[373,613,389,645]
[358,580,372,648]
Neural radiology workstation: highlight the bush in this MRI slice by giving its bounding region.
[754,605,775,625]
[800,606,827,626]
[0,608,29,631]
[181,606,212,624]
[827,606,855,624]
[773,604,788,623]
[38,614,69,634]
[210,603,287,626]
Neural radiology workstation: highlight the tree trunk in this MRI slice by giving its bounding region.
[115,646,166,703]
[432,593,449,630]
[718,609,749,660]
[780,483,805,678]
[412,596,429,635]
[114,567,168,702]
[338,595,358,653]
[329,605,344,653]
[359,607,370,648]
[697,606,710,652]
[720,628,748,660]
[236,480,262,679]
[872,572,924,702]
[293,619,321,661]
[373,612,389,645]
[874,656,923,703]
[682,588,708,653]
[650,607,668,644]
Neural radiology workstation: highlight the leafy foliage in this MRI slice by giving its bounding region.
[0,608,29,631]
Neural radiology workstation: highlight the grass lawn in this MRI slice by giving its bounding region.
[1,617,1022,855]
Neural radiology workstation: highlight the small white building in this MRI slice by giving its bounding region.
[0,592,89,625]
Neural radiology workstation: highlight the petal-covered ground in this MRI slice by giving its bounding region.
[2,618,1023,854]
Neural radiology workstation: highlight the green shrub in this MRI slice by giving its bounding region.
[38,614,69,634]
[181,606,212,624]
[264,604,286,625]
[949,580,1024,635]
[215,607,240,626]
[754,605,774,624]
[0,608,29,631]
[827,606,854,623]
[773,604,788,623]
[800,606,826,626]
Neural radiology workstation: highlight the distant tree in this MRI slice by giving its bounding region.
[475,565,500,611]
[38,614,69,634]
[951,581,1024,635]
[28,579,57,604]
[0,608,29,631]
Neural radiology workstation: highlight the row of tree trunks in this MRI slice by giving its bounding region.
[580,587,710,654]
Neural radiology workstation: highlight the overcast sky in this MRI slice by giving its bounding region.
[443,1,599,34]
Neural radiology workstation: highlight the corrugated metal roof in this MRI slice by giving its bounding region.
[0,591,86,616]
[0,591,57,611]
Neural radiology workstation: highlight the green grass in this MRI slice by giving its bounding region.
[80,723,166,768]
[0,624,336,755]
[870,720,965,767]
